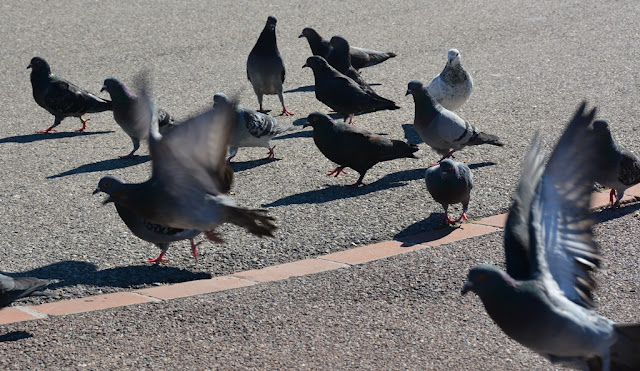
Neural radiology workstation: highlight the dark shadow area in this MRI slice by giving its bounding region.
[468,162,497,170]
[229,158,279,172]
[0,331,33,342]
[593,201,640,224]
[394,213,457,245]
[284,85,315,93]
[402,123,423,145]
[263,167,424,207]
[273,129,313,140]
[47,156,150,179]
[292,113,345,127]
[0,130,114,144]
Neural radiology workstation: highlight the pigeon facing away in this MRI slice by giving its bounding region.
[425,159,473,225]
[95,76,276,245]
[0,273,50,307]
[462,102,640,370]
[406,80,502,163]
[303,56,399,124]
[247,16,293,116]
[590,119,640,208]
[213,93,294,162]
[303,112,418,186]
[326,36,376,95]
[298,27,397,70]
[101,77,176,158]
[27,57,112,133]
[426,49,473,111]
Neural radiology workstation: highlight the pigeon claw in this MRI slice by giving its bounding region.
[37,127,57,134]
[444,215,457,225]
[264,145,276,159]
[327,167,347,177]
[456,213,469,223]
[119,151,139,159]
[146,254,168,264]
[190,239,202,263]
[76,117,91,132]
[609,189,619,208]
[280,107,293,116]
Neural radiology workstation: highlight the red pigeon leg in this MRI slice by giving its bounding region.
[75,117,91,132]
[327,167,347,177]
[146,251,168,264]
[264,145,276,159]
[190,239,202,263]
[280,106,293,116]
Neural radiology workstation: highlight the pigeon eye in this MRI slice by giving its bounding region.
[479,274,488,282]
[103,181,111,188]
[313,117,318,122]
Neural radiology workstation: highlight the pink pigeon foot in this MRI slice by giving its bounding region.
[280,107,293,116]
[456,213,469,223]
[444,214,457,225]
[264,145,276,159]
[37,126,57,134]
[190,239,202,263]
[327,167,347,177]
[76,117,91,132]
[146,252,168,264]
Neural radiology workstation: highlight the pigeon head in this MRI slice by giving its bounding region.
[437,159,459,178]
[213,92,231,107]
[447,49,461,66]
[405,80,427,96]
[27,57,50,74]
[265,16,277,32]
[302,56,330,70]
[100,77,134,101]
[329,36,350,52]
[303,112,335,128]
[299,27,320,39]
[93,175,128,205]
[461,265,516,296]
[592,119,611,134]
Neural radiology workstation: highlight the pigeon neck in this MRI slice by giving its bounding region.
[30,68,52,83]
[309,36,330,56]
[329,48,351,73]
[441,63,468,84]
[413,90,440,122]
[255,29,278,54]
[111,86,137,105]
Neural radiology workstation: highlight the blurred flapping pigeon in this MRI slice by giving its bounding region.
[426,49,473,111]
[298,27,397,70]
[591,119,640,208]
[246,16,293,116]
[326,36,376,94]
[303,56,399,124]
[95,77,276,245]
[303,112,418,186]
[101,77,176,158]
[425,159,473,225]
[0,273,51,307]
[406,80,502,163]
[27,57,112,133]
[213,93,293,162]
[462,103,640,370]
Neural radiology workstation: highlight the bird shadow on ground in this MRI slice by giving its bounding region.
[394,214,458,244]
[273,129,313,140]
[293,113,343,126]
[0,130,114,144]
[593,202,640,224]
[230,158,279,172]
[402,123,423,145]
[47,156,150,179]
[263,167,424,207]
[284,85,315,93]
[468,162,497,170]
[0,331,33,342]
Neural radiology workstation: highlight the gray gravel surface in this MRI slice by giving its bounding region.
[1,207,639,369]
[1,0,640,303]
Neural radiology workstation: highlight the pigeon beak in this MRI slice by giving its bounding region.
[461,281,474,295]
[405,89,411,96]
[302,63,309,69]
[100,85,106,92]
[92,187,101,195]
[298,33,304,38]
[302,121,310,128]
[27,63,32,69]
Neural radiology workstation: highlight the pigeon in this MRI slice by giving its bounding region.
[303,56,399,124]
[326,36,376,95]
[298,27,397,70]
[406,80,502,163]
[303,112,418,186]
[426,49,473,111]
[0,273,50,307]
[425,159,473,225]
[213,93,294,162]
[101,77,176,158]
[462,102,640,370]
[246,16,293,116]
[27,57,112,133]
[590,119,640,208]
[95,76,277,245]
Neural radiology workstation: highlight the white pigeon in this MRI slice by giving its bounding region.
[427,49,473,111]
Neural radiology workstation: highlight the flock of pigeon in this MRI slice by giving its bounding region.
[5,14,640,370]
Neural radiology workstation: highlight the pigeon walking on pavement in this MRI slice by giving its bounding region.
[101,77,176,158]
[246,16,293,116]
[95,76,276,245]
[303,56,399,124]
[0,273,51,307]
[590,119,640,208]
[298,27,397,70]
[326,36,377,95]
[303,112,418,186]
[425,159,473,225]
[406,80,502,163]
[27,57,112,133]
[461,102,640,370]
[213,93,294,162]
[427,49,473,111]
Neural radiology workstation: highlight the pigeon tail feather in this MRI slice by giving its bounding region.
[225,206,277,238]
[609,323,640,370]
[467,131,504,147]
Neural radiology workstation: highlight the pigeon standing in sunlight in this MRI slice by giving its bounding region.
[247,16,293,116]
[27,57,112,133]
[0,273,51,307]
[427,49,473,111]
[425,159,473,225]
[462,102,640,370]
[213,93,293,163]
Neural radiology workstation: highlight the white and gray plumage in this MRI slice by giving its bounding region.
[95,76,276,247]
[101,77,176,158]
[406,80,502,163]
[591,119,640,208]
[213,93,293,162]
[462,102,640,370]
[247,16,293,116]
[426,49,473,111]
[0,273,51,307]
[425,159,473,225]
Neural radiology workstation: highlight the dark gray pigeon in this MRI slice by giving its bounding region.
[426,49,473,111]
[406,80,502,163]
[27,57,112,133]
[425,159,473,225]
[303,56,399,124]
[101,77,176,158]
[95,76,276,244]
[213,93,294,162]
[303,112,418,186]
[298,27,397,70]
[326,36,376,95]
[0,273,50,307]
[590,119,640,208]
[246,16,293,116]
[462,102,640,370]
